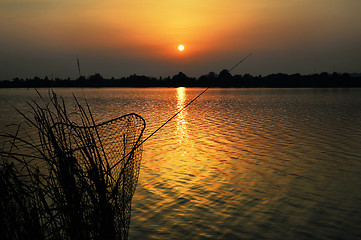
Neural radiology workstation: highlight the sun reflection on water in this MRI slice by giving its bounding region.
[176,87,188,145]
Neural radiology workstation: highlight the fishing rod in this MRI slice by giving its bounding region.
[229,53,252,72]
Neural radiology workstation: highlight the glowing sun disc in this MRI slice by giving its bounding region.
[178,45,184,51]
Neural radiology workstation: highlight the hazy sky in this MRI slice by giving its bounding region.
[1,0,360,80]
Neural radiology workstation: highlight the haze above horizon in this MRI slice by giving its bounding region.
[1,0,360,80]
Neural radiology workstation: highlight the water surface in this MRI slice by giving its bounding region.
[1,88,361,239]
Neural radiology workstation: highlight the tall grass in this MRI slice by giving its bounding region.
[0,91,145,240]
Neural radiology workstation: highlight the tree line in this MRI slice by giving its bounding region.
[1,70,361,88]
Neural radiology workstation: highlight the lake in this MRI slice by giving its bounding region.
[1,88,361,239]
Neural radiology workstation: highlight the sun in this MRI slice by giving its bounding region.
[178,45,184,51]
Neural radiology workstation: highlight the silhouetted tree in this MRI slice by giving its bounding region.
[88,73,104,82]
[172,72,189,86]
[77,76,86,81]
[219,69,232,81]
[87,73,104,87]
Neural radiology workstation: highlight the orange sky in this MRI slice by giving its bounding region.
[0,0,360,79]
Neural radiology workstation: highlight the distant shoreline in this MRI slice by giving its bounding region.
[1,71,361,88]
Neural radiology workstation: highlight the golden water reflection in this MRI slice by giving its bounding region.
[176,87,188,145]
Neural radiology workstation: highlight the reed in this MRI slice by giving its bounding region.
[0,90,145,240]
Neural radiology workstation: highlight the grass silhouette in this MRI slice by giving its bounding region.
[0,90,145,240]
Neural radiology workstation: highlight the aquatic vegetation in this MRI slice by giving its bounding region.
[0,91,145,240]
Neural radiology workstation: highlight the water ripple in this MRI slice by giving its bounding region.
[2,88,361,239]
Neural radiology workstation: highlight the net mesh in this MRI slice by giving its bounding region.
[50,113,146,239]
